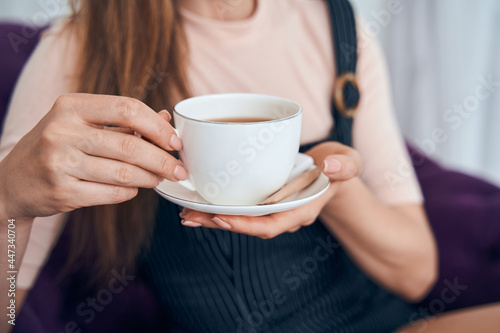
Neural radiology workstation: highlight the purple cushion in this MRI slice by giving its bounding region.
[0,23,45,131]
[409,146,500,311]
[13,221,165,333]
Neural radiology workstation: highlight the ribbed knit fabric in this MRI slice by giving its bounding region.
[142,200,420,333]
[140,1,422,332]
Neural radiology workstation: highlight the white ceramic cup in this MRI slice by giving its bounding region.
[173,93,302,205]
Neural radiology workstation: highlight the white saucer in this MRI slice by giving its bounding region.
[154,154,330,216]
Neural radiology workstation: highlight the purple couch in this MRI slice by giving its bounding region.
[0,23,43,130]
[1,23,499,332]
[408,148,500,312]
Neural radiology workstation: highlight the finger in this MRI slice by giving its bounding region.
[139,110,172,144]
[211,210,306,239]
[288,226,302,233]
[64,94,181,151]
[158,109,172,122]
[305,142,363,181]
[180,208,196,219]
[180,219,220,229]
[103,126,134,134]
[179,209,219,229]
[81,127,188,181]
[69,154,161,188]
[181,188,333,237]
[323,154,362,181]
[72,181,139,208]
[181,208,248,230]
[206,187,335,237]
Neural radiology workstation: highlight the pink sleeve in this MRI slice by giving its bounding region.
[0,21,77,289]
[352,28,423,206]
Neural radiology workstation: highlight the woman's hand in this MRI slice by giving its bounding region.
[0,93,186,219]
[179,141,363,238]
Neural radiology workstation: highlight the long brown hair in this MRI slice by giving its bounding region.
[64,0,190,287]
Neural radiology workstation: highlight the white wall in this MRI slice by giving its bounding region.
[352,0,500,186]
[0,0,69,25]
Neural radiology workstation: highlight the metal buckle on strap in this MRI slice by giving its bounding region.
[334,72,359,118]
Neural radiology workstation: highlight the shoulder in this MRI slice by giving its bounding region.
[354,16,387,71]
[24,18,81,92]
[38,18,80,60]
[0,19,81,161]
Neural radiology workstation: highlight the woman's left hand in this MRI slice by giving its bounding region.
[180,141,363,238]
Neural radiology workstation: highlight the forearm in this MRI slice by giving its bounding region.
[0,186,34,331]
[320,177,437,301]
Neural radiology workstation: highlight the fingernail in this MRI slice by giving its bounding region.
[212,217,231,230]
[179,211,187,218]
[170,134,182,150]
[174,165,189,181]
[182,220,202,227]
[324,159,341,173]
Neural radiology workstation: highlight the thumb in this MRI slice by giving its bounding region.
[323,154,362,181]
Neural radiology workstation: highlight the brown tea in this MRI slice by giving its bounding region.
[207,117,273,123]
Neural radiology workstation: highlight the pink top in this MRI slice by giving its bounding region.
[0,0,421,289]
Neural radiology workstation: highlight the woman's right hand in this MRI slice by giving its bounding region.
[0,93,186,219]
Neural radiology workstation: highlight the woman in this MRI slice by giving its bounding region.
[0,0,499,332]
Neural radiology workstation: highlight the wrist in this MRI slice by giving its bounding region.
[0,162,32,226]
[0,168,9,219]
[0,198,33,228]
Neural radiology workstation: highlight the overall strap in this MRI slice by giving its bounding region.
[325,0,359,147]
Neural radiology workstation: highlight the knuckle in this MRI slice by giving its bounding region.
[259,229,278,240]
[352,151,363,174]
[129,187,139,199]
[116,97,141,121]
[53,94,71,110]
[110,186,138,203]
[79,132,99,153]
[51,183,71,204]
[352,149,362,161]
[146,174,161,188]
[157,122,171,141]
[64,149,83,168]
[92,130,105,146]
[120,136,137,157]
[343,160,358,177]
[114,165,132,185]
[258,233,271,240]
[159,154,174,174]
[43,152,62,177]
[144,179,157,189]
[52,94,76,117]
[110,186,123,202]
[52,188,67,203]
[303,218,316,226]
[41,122,64,145]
